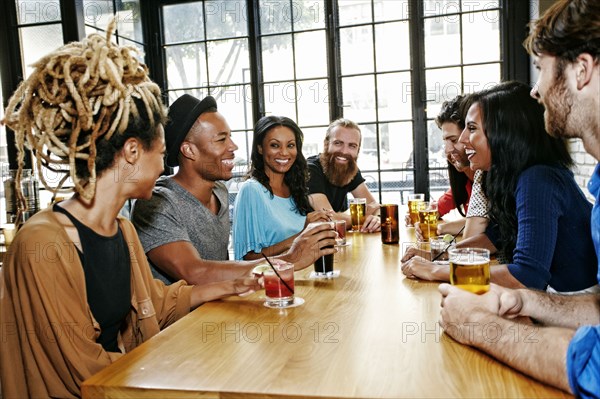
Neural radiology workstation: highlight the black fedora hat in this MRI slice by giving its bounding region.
[165,94,217,167]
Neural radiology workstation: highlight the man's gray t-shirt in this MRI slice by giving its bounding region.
[131,176,230,285]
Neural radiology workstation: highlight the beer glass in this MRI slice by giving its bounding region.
[349,198,366,231]
[430,236,455,261]
[418,201,438,241]
[380,204,399,244]
[1,224,16,247]
[449,248,491,294]
[407,193,424,226]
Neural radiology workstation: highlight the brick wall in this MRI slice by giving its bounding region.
[568,139,597,202]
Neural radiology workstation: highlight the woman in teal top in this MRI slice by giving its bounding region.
[233,116,330,260]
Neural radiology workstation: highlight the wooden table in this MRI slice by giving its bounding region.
[82,229,570,398]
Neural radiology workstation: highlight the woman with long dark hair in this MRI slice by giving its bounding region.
[233,116,330,260]
[403,81,597,292]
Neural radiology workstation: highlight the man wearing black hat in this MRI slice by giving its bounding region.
[132,94,335,285]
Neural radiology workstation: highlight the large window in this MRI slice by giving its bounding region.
[156,0,505,203]
[423,0,501,198]
[162,1,253,174]
[83,0,145,54]
[0,0,525,206]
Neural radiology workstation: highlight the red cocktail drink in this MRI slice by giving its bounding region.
[264,262,295,307]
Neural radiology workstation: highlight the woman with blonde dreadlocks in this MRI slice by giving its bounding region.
[0,24,260,398]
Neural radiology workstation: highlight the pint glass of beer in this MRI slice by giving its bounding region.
[349,198,366,231]
[449,248,490,294]
[418,201,438,241]
[407,194,425,226]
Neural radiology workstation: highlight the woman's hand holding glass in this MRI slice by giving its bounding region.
[304,209,334,227]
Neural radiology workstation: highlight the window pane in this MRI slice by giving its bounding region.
[297,0,325,30]
[424,17,460,67]
[377,72,412,121]
[423,0,460,17]
[302,126,327,156]
[425,67,461,105]
[83,0,113,30]
[119,37,145,60]
[19,24,63,79]
[295,31,327,79]
[262,35,294,82]
[264,82,297,119]
[463,63,501,93]
[296,79,329,127]
[207,39,250,85]
[427,121,446,168]
[430,171,450,199]
[205,0,247,40]
[212,85,253,131]
[116,0,143,43]
[340,26,374,75]
[84,25,102,37]
[231,130,251,172]
[375,22,410,72]
[165,43,208,89]
[17,0,61,24]
[374,0,409,22]
[167,88,210,105]
[463,0,499,12]
[260,0,292,34]
[382,122,413,170]
[378,171,409,204]
[462,11,500,64]
[338,0,373,26]
[342,75,376,123]
[163,2,204,43]
[358,123,378,170]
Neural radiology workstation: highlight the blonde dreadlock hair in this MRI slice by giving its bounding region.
[3,19,167,222]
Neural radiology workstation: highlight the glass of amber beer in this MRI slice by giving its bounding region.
[407,194,424,226]
[418,201,438,241]
[449,248,490,294]
[349,198,366,231]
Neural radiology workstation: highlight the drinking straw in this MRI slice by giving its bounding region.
[431,225,466,262]
[261,253,294,294]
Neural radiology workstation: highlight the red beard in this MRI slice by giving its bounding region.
[320,150,359,187]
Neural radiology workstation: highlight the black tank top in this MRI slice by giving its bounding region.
[53,204,131,353]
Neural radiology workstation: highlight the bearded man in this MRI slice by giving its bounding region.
[307,118,381,232]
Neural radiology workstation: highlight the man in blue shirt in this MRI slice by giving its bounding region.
[438,0,600,396]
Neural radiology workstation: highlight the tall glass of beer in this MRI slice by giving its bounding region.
[418,201,438,241]
[449,248,490,294]
[349,198,366,231]
[407,193,425,226]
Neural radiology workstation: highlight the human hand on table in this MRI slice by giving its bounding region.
[438,283,502,345]
[401,245,430,262]
[401,256,443,281]
[360,214,381,233]
[235,276,263,297]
